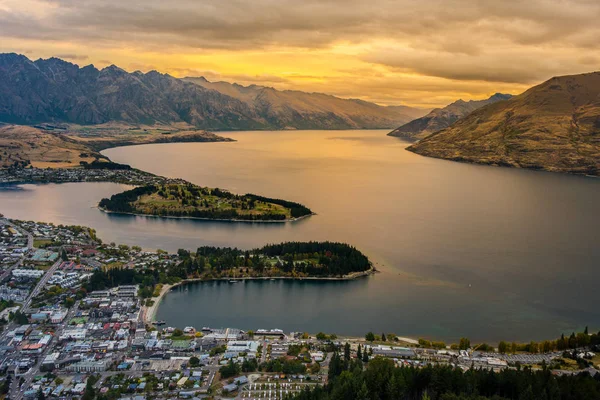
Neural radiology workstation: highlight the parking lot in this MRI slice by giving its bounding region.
[241,381,317,399]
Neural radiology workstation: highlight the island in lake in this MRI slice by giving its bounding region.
[98,183,313,222]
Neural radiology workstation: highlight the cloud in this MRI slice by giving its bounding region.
[55,53,88,61]
[0,0,599,105]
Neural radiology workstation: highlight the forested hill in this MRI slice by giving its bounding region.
[180,241,372,278]
[98,183,313,221]
[85,242,372,294]
[294,356,600,400]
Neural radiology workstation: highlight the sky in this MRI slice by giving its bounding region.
[1,0,600,107]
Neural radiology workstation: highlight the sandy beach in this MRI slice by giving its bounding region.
[142,283,174,324]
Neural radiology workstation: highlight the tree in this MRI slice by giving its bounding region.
[189,356,200,367]
[356,382,369,400]
[219,360,240,378]
[172,328,184,337]
[498,341,509,354]
[459,337,470,350]
[82,375,97,400]
[316,332,328,341]
[344,342,351,362]
[60,249,68,262]
[365,332,375,342]
[328,352,343,381]
[37,387,45,400]
[381,333,387,342]
[357,344,362,360]
[11,311,28,325]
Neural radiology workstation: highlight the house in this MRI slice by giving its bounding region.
[222,383,238,393]
[72,383,87,394]
[234,376,249,385]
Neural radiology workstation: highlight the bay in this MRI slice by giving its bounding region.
[1,130,598,342]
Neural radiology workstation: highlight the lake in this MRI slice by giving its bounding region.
[1,130,599,342]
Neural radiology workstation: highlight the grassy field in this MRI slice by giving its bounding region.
[135,191,291,219]
[33,238,53,248]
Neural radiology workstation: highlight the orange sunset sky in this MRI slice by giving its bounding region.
[1,0,599,107]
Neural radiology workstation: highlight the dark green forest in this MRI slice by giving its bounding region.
[293,355,600,400]
[180,241,372,277]
[85,241,372,297]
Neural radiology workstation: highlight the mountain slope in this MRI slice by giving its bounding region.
[407,72,600,175]
[184,77,429,129]
[388,93,512,140]
[0,53,426,130]
[0,54,264,130]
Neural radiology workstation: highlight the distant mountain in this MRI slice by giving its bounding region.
[0,53,425,130]
[183,77,429,129]
[407,72,600,175]
[388,93,512,140]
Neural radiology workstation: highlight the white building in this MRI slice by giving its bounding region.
[12,269,45,278]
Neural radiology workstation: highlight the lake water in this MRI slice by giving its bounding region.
[1,130,599,343]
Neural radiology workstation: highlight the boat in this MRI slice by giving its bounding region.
[154,320,166,325]
[229,280,239,283]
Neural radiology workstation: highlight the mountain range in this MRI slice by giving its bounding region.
[388,93,512,140]
[407,72,600,175]
[0,53,427,130]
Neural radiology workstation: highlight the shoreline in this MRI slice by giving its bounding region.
[143,283,174,323]
[142,266,376,325]
[97,206,315,224]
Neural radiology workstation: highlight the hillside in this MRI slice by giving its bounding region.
[184,77,429,129]
[388,93,512,140]
[98,183,313,221]
[0,125,100,168]
[0,123,231,169]
[407,72,600,175]
[0,53,425,130]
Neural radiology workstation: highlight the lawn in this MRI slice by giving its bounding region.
[134,190,290,218]
[33,238,53,248]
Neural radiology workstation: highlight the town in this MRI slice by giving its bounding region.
[0,216,598,400]
[0,166,181,187]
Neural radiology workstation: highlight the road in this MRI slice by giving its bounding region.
[22,257,62,312]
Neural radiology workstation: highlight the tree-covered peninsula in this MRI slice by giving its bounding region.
[85,241,373,297]
[98,183,313,221]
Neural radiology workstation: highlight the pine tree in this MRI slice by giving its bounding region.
[356,382,369,400]
[357,344,362,360]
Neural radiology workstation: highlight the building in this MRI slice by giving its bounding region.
[12,269,45,279]
[65,358,113,372]
[222,383,238,393]
[227,340,260,354]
